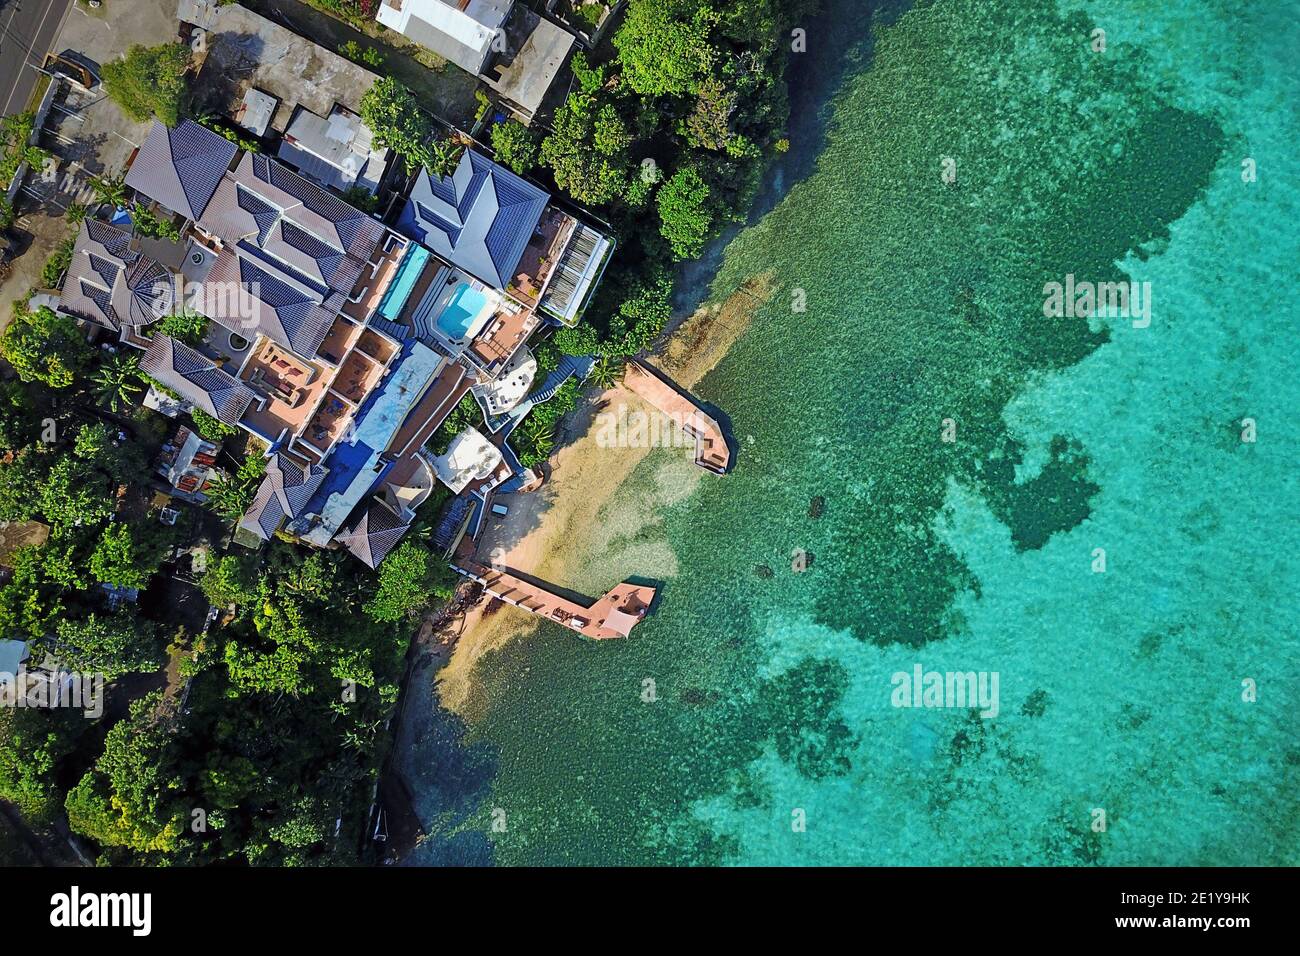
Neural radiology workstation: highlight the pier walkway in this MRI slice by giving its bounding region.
[622,361,730,473]
[453,555,656,640]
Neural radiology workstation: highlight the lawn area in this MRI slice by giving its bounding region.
[240,0,483,126]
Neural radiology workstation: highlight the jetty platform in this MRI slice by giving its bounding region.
[622,360,730,474]
[453,554,656,640]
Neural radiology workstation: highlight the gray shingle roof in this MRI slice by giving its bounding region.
[197,249,338,357]
[141,334,256,426]
[125,120,238,221]
[190,151,385,358]
[59,220,177,332]
[396,149,548,289]
[335,500,412,569]
[238,453,328,540]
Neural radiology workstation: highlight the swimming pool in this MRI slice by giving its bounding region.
[437,283,490,341]
[376,243,430,321]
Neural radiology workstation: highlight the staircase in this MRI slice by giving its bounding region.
[528,354,595,404]
[369,316,410,342]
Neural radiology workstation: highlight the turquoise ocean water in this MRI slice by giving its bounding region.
[415,0,1299,865]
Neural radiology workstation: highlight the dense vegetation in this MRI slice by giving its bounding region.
[102,43,192,127]
[0,351,458,862]
[0,299,457,863]
[530,0,818,363]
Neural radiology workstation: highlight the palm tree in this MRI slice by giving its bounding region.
[589,356,624,390]
[428,137,464,178]
[92,354,143,412]
[87,174,127,210]
[519,417,551,448]
[524,429,553,460]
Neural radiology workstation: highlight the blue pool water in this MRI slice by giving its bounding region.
[377,243,430,321]
[437,283,488,340]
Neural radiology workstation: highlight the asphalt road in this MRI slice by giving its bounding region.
[0,0,74,118]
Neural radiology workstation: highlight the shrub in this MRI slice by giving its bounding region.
[102,43,191,126]
[0,304,91,387]
[190,408,237,441]
[40,237,76,288]
[490,119,537,174]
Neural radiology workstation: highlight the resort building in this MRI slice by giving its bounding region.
[57,118,612,572]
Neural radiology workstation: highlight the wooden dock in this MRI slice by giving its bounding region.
[622,360,730,473]
[453,556,656,640]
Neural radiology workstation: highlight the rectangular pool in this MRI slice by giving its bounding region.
[377,243,430,321]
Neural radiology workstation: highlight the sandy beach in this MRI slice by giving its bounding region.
[434,273,775,714]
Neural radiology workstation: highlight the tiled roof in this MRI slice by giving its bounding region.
[197,248,337,358]
[335,500,412,569]
[396,149,548,289]
[192,151,385,358]
[140,334,256,426]
[125,120,238,220]
[238,453,328,540]
[59,220,177,332]
[245,153,385,259]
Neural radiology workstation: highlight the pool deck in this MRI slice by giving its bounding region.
[344,232,408,323]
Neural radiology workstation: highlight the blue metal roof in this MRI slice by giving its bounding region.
[396,149,549,289]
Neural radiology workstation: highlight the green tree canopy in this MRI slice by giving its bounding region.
[552,324,601,356]
[38,454,114,532]
[0,447,44,522]
[88,522,163,589]
[65,693,186,854]
[0,380,35,449]
[490,119,538,174]
[102,43,191,126]
[657,166,714,260]
[614,0,718,97]
[55,612,163,681]
[200,554,258,608]
[540,55,635,207]
[0,305,92,388]
[360,77,437,173]
[363,541,451,623]
[0,545,64,639]
[0,708,81,824]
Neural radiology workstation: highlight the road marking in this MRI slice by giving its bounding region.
[0,0,65,116]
